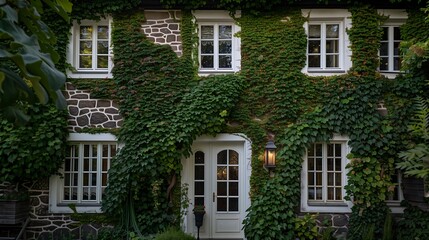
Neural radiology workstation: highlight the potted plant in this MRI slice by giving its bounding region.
[0,184,30,224]
[193,205,206,227]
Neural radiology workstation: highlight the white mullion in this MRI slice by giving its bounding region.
[322,143,327,203]
[97,143,102,203]
[214,24,219,70]
[388,27,393,72]
[78,143,84,203]
[321,24,327,69]
[92,23,97,71]
[108,19,113,73]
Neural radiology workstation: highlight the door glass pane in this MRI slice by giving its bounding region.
[217,198,227,211]
[217,166,227,180]
[217,182,227,196]
[229,166,238,180]
[229,182,238,196]
[217,150,227,164]
[229,198,238,211]
[195,151,204,164]
[195,166,204,180]
[195,197,204,206]
[229,150,238,164]
[195,182,204,195]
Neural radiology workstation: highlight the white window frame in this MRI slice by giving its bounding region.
[302,9,352,76]
[67,17,113,79]
[193,10,241,75]
[379,24,402,73]
[49,133,118,213]
[301,135,352,213]
[386,170,404,213]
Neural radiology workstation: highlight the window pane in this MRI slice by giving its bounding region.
[98,26,109,39]
[201,56,213,68]
[97,56,108,68]
[102,158,108,171]
[380,57,388,70]
[195,151,204,164]
[308,173,314,185]
[217,198,227,211]
[316,158,322,171]
[335,144,341,157]
[229,150,238,164]
[335,187,342,200]
[308,158,314,170]
[308,55,320,67]
[308,187,315,200]
[308,40,321,53]
[326,24,339,38]
[316,188,322,200]
[80,56,92,68]
[394,42,400,55]
[201,41,214,54]
[229,198,238,211]
[195,182,204,195]
[328,144,333,157]
[327,158,334,171]
[309,25,321,38]
[195,166,204,180]
[229,166,238,180]
[217,166,227,180]
[327,187,334,200]
[217,150,227,164]
[102,173,107,186]
[328,172,334,185]
[219,55,232,68]
[380,42,388,56]
[308,145,315,157]
[335,173,342,186]
[229,182,238,196]
[219,25,232,39]
[382,27,388,40]
[84,173,89,185]
[394,57,401,71]
[326,54,339,67]
[335,158,341,171]
[315,144,322,156]
[80,26,93,39]
[326,40,338,53]
[316,172,322,185]
[394,27,401,40]
[195,197,204,206]
[97,41,109,54]
[80,41,92,54]
[201,26,213,39]
[219,40,232,54]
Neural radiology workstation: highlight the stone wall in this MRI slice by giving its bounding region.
[142,10,182,56]
[64,83,122,132]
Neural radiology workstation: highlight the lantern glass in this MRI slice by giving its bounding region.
[264,140,276,170]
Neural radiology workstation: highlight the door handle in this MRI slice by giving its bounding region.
[213,192,216,202]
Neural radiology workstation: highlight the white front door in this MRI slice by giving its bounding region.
[183,135,249,239]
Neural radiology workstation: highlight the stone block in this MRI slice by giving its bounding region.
[90,113,109,124]
[103,122,117,128]
[156,38,166,43]
[160,28,171,34]
[144,11,170,20]
[97,100,111,108]
[77,115,89,126]
[66,100,78,105]
[69,106,79,116]
[105,108,119,114]
[79,100,96,108]
[333,215,348,227]
[166,35,176,42]
[169,23,179,30]
[72,94,90,99]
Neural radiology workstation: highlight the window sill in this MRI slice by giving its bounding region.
[307,69,346,73]
[67,70,113,79]
[308,201,348,207]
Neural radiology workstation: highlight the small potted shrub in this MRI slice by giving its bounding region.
[192,205,205,228]
[0,184,30,224]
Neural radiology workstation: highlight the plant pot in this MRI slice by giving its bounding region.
[194,211,205,228]
[0,200,30,224]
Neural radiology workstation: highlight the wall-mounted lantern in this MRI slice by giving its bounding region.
[264,140,277,172]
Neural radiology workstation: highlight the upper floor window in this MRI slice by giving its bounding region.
[194,10,241,74]
[199,24,238,72]
[379,25,401,72]
[301,135,352,213]
[67,18,113,79]
[307,22,343,71]
[49,133,117,213]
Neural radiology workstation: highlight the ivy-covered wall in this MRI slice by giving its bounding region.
[7,0,428,239]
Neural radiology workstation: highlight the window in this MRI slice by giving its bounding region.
[199,24,235,71]
[307,22,342,70]
[379,26,401,72]
[194,10,241,73]
[301,136,352,213]
[49,133,117,213]
[67,18,113,78]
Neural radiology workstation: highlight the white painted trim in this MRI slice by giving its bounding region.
[49,133,118,213]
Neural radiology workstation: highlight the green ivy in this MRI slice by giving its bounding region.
[0,104,68,184]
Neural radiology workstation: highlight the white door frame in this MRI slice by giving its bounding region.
[181,134,252,239]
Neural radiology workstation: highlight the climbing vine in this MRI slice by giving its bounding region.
[31,0,429,239]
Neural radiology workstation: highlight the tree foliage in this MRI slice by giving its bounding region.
[0,0,72,124]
